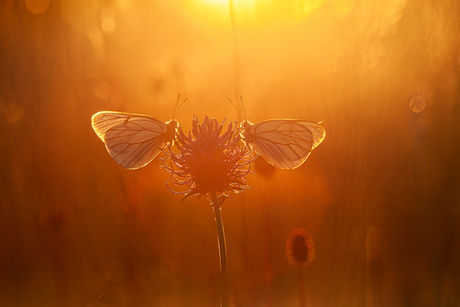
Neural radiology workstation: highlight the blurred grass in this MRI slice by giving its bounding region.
[1,0,460,306]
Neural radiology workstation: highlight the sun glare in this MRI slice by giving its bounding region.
[188,0,323,26]
[202,0,229,4]
[190,0,256,25]
[202,0,255,7]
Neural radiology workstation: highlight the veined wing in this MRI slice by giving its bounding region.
[297,121,326,150]
[91,111,176,170]
[244,119,325,170]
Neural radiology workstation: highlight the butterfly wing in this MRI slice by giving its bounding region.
[91,111,175,170]
[244,119,325,170]
[297,121,326,150]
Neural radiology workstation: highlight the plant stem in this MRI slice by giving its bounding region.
[298,268,306,307]
[211,191,229,307]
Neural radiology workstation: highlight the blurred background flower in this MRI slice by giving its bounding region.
[286,227,316,268]
[286,227,316,307]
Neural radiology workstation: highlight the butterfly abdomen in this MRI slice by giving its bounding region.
[240,120,255,144]
[164,119,179,146]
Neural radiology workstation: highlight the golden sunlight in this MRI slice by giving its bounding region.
[201,0,255,8]
[294,0,323,17]
[202,0,232,4]
[189,0,255,25]
[3,0,460,306]
[187,0,322,26]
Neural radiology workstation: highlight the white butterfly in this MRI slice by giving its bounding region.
[230,98,326,170]
[91,97,186,170]
[91,111,179,170]
[240,119,325,170]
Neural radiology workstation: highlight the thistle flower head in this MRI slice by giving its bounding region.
[162,115,254,201]
[286,228,316,268]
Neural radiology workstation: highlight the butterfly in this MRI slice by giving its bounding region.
[91,97,185,170]
[230,98,326,170]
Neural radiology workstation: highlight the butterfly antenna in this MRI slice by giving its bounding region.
[172,94,180,119]
[239,95,247,120]
[227,98,245,119]
[176,97,187,115]
[172,94,187,120]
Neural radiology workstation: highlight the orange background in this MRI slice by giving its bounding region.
[1,0,459,306]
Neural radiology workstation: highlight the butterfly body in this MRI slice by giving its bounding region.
[91,111,178,169]
[240,119,325,170]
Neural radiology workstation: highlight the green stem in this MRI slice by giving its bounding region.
[211,191,229,307]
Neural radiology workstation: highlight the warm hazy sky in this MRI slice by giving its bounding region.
[1,0,460,306]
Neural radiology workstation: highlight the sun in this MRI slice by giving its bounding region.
[202,0,228,4]
[187,0,257,26]
[187,0,323,26]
